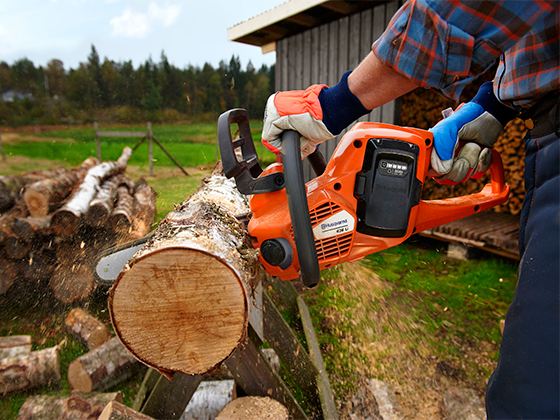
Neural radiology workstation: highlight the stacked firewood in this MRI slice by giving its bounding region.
[399,88,528,215]
[0,147,156,303]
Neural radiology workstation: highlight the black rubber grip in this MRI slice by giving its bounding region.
[281,131,320,288]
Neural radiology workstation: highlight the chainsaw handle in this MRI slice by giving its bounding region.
[281,130,320,288]
[416,150,509,232]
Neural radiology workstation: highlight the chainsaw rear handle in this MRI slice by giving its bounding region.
[281,130,321,288]
[416,149,509,232]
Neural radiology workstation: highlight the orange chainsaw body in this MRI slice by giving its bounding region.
[248,122,509,281]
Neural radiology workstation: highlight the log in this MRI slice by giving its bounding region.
[23,248,56,282]
[18,391,122,420]
[51,148,132,236]
[0,335,32,359]
[11,216,51,240]
[183,380,236,420]
[85,175,127,227]
[23,157,99,217]
[67,337,140,392]
[216,397,289,420]
[98,401,154,420]
[65,308,111,350]
[0,346,60,394]
[109,173,257,376]
[110,185,134,233]
[129,181,156,238]
[0,166,71,213]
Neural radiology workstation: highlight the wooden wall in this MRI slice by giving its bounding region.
[274,1,399,178]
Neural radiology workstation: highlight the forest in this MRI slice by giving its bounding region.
[0,45,275,125]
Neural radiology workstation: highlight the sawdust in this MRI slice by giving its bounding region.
[321,263,491,419]
[216,397,288,420]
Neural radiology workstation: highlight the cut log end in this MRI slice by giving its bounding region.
[50,210,79,237]
[22,189,49,217]
[110,247,247,375]
[67,359,93,392]
[50,263,95,304]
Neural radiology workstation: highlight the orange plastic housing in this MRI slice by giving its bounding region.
[248,122,509,281]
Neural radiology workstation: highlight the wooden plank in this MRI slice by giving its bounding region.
[288,35,297,90]
[311,27,320,84]
[262,292,321,411]
[348,12,361,69]
[295,33,304,89]
[328,20,339,86]
[303,30,312,87]
[338,16,349,76]
[381,1,399,124]
[297,296,338,420]
[370,4,386,123]
[358,8,373,123]
[225,328,308,419]
[141,373,202,418]
[133,368,159,411]
[278,38,289,91]
[319,23,329,83]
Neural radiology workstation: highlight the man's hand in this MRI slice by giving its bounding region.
[262,71,371,158]
[262,85,335,158]
[430,82,517,183]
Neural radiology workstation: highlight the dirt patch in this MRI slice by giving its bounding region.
[319,263,492,419]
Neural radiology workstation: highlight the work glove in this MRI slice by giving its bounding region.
[262,71,370,157]
[430,81,517,183]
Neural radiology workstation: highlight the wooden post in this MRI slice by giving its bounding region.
[147,122,154,177]
[94,122,101,161]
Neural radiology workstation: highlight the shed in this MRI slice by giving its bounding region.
[229,0,400,178]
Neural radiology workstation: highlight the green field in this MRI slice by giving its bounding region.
[0,123,519,417]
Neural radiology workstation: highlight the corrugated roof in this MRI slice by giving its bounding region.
[228,1,380,48]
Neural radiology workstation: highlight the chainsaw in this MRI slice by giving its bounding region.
[95,108,509,288]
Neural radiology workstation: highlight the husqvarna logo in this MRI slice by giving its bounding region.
[313,211,355,241]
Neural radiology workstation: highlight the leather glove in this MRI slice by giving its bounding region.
[262,71,369,158]
[430,81,517,183]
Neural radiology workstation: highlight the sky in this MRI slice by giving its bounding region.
[0,0,282,69]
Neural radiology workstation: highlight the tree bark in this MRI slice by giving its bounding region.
[110,184,134,233]
[11,216,51,240]
[4,236,31,260]
[18,391,122,420]
[0,335,32,359]
[85,176,130,228]
[67,337,140,392]
[23,158,99,217]
[109,173,258,376]
[51,148,132,236]
[65,308,111,350]
[98,400,154,420]
[0,257,19,295]
[0,346,60,395]
[23,248,56,282]
[129,181,156,239]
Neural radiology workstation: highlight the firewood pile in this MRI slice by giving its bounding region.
[400,88,528,215]
[0,308,151,419]
[0,147,156,303]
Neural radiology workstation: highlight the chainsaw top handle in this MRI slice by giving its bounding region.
[281,130,321,288]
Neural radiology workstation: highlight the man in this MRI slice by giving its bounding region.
[261,1,559,418]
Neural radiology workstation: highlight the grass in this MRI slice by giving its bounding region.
[303,239,517,414]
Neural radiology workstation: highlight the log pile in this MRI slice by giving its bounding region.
[399,88,527,215]
[0,147,157,303]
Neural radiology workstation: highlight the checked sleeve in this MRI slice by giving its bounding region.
[372,0,552,100]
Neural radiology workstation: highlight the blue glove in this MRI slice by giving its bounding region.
[430,82,517,183]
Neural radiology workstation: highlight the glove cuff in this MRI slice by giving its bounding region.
[318,71,370,135]
[472,81,517,126]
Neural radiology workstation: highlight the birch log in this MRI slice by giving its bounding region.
[23,157,99,217]
[51,148,132,236]
[18,391,122,420]
[109,173,258,376]
[65,308,111,350]
[67,337,140,392]
[0,346,60,394]
[110,184,135,233]
[129,181,156,238]
[85,175,126,227]
[0,335,32,359]
[98,401,154,420]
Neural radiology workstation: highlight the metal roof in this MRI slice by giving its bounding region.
[228,1,382,50]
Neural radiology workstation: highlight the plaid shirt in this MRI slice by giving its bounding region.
[373,0,558,108]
